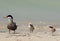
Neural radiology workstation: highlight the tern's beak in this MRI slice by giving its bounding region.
[3,16,8,18]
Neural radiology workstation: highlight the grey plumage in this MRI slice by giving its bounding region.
[7,22,17,33]
[4,15,17,33]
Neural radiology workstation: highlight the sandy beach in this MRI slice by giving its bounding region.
[0,22,60,41]
[0,31,60,41]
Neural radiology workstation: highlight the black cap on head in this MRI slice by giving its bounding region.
[7,15,13,19]
[30,24,34,27]
[49,26,53,28]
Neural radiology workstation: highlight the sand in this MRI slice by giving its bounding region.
[0,22,60,41]
[0,30,59,41]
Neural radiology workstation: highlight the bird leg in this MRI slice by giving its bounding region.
[14,30,15,34]
[9,29,10,34]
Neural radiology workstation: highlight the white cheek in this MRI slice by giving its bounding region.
[7,17,12,22]
[28,25,30,28]
[8,17,11,19]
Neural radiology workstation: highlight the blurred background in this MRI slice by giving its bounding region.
[0,0,59,27]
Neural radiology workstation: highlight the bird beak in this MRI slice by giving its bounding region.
[3,16,8,18]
